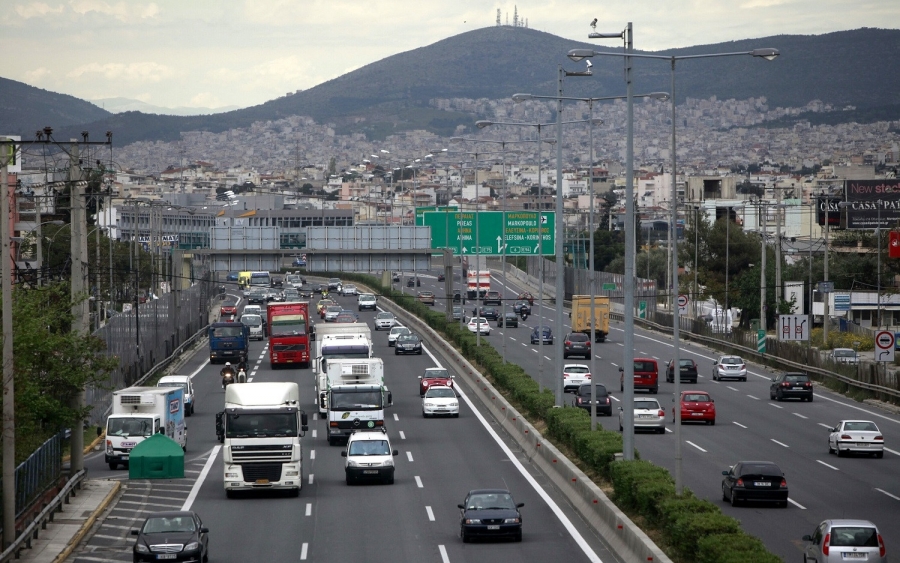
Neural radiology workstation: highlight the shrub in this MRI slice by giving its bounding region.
[696,533,773,563]
[608,460,672,510]
[667,511,741,559]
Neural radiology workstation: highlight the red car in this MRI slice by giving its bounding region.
[220,303,237,316]
[672,390,716,425]
[418,367,454,397]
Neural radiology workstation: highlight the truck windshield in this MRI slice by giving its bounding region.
[330,390,382,410]
[271,320,307,336]
[107,417,153,437]
[212,326,243,338]
[225,413,298,438]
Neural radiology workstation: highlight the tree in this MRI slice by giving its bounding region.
[593,230,624,273]
[328,157,337,176]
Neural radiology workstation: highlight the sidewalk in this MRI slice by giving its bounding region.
[16,479,120,563]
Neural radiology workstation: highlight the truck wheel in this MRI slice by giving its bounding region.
[225,490,235,499]
[108,462,118,470]
[290,488,300,497]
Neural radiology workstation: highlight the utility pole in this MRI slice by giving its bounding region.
[2,143,16,548]
[775,186,783,307]
[69,141,86,473]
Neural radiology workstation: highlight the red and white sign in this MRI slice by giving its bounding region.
[875,331,895,362]
[889,232,900,259]
[677,295,689,316]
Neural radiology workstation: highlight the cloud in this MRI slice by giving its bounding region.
[66,61,174,82]
[15,2,65,19]
[24,67,52,82]
[68,0,160,22]
[190,92,224,107]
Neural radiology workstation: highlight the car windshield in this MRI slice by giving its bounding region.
[466,493,516,510]
[326,306,342,313]
[843,421,878,431]
[348,440,391,456]
[425,369,449,379]
[377,313,394,320]
[398,334,419,342]
[678,359,694,367]
[470,318,487,323]
[158,382,188,394]
[107,417,153,437]
[684,394,710,402]
[142,516,196,534]
[830,526,879,547]
[635,400,659,410]
[241,315,262,326]
[426,388,455,398]
[568,334,588,341]
[578,384,606,396]
[391,328,409,336]
[565,366,590,374]
[535,326,550,333]
[212,326,243,337]
[833,349,856,357]
[225,412,298,438]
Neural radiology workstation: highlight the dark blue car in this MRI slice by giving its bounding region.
[530,326,553,345]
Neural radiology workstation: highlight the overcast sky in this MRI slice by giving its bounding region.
[3,0,897,111]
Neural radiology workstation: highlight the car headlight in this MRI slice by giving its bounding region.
[285,470,299,476]
[382,459,394,467]
[184,542,199,551]
[503,518,520,524]
[465,519,481,524]
[449,403,458,408]
[225,472,239,478]
[135,544,150,553]
[347,460,359,467]
[424,402,434,407]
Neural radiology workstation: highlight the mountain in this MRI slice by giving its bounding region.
[5,27,900,146]
[0,77,111,135]
[91,97,241,116]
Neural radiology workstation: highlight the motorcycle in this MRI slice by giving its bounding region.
[236,368,247,383]
[221,368,235,389]
[520,311,530,322]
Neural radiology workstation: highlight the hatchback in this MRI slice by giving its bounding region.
[452,306,463,321]
[803,519,886,563]
[467,317,491,335]
[573,383,611,415]
[770,372,813,401]
[674,390,716,425]
[482,291,502,306]
[388,326,410,346]
[324,305,343,322]
[422,386,459,418]
[564,333,591,359]
[374,312,395,330]
[417,291,435,306]
[721,461,788,507]
[666,358,698,384]
[562,364,592,392]
[497,313,518,328]
[712,356,747,381]
[458,489,523,543]
[619,398,665,433]
[419,367,454,397]
[828,420,884,458]
[530,326,553,344]
[474,306,499,320]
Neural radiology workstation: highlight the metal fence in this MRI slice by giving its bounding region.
[0,431,64,534]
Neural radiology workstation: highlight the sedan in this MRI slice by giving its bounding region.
[828,420,884,458]
[388,326,410,346]
[395,333,423,355]
[374,312,396,330]
[712,355,747,381]
[422,386,459,418]
[530,326,553,345]
[417,291,435,306]
[573,383,612,416]
[770,372,813,401]
[803,519,887,563]
[473,306,499,321]
[132,511,209,563]
[458,489,523,543]
[452,306,463,321]
[334,312,359,324]
[497,313,518,328]
[666,358,698,384]
[619,398,665,434]
[673,391,716,425]
[324,305,343,322]
[562,364,592,393]
[721,461,788,508]
[467,317,491,335]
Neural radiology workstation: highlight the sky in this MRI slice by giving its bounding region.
[3,0,898,112]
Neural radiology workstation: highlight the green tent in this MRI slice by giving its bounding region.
[128,433,185,479]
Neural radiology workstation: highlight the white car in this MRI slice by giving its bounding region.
[619,398,665,434]
[157,375,194,416]
[388,326,410,346]
[830,348,860,365]
[828,420,884,458]
[342,430,398,485]
[324,306,343,322]
[467,317,491,335]
[342,284,359,296]
[375,312,395,330]
[712,355,747,381]
[358,293,377,311]
[242,304,263,318]
[563,364,592,393]
[422,386,459,418]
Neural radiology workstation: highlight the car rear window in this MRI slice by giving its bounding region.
[566,366,590,373]
[739,464,782,477]
[634,361,657,372]
[578,384,607,396]
[684,394,710,402]
[830,527,878,547]
[785,374,809,382]
[635,400,659,410]
[568,334,589,342]
[844,421,878,431]
[722,357,742,364]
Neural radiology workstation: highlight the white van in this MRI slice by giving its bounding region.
[358,293,377,311]
[157,375,195,416]
[240,314,265,340]
[342,430,398,485]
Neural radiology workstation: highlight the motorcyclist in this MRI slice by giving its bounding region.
[221,362,236,388]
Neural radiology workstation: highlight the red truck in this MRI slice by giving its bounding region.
[267,302,311,368]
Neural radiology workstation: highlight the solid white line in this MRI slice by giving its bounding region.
[406,451,413,462]
[300,543,308,560]
[399,431,406,439]
[394,413,399,421]
[788,498,807,509]
[421,345,603,562]
[187,359,210,380]
[747,395,760,400]
[309,474,314,485]
[438,545,450,563]
[544,355,552,361]
[426,506,435,521]
[732,422,748,429]
[310,450,315,460]
[816,460,839,470]
[793,412,808,419]
[305,503,312,516]
[665,427,673,433]
[313,413,318,420]
[686,441,707,453]
[769,403,783,409]
[771,439,790,448]
[814,393,900,425]
[415,476,423,488]
[875,488,900,501]
[885,447,900,456]
[181,446,220,511]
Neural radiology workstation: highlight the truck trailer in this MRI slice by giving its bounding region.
[571,295,611,342]
[105,386,186,470]
[314,324,373,415]
[322,358,391,446]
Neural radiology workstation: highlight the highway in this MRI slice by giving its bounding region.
[411,268,900,562]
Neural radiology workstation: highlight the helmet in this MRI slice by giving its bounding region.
[225,362,231,366]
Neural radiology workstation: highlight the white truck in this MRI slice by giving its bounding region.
[105,386,186,470]
[314,324,373,415]
[216,382,309,498]
[322,358,392,446]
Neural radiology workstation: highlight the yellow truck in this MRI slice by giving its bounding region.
[238,271,252,289]
[571,295,610,342]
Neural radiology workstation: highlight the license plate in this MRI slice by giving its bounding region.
[857,443,869,447]
[842,553,866,559]
[157,555,177,560]
[793,386,804,389]
[121,442,137,448]
[639,414,653,419]
[753,481,769,487]
[692,413,703,416]
[487,525,500,530]
[363,470,379,475]
[256,479,269,484]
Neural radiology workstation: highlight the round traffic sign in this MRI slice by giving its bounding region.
[677,295,688,307]
[876,331,895,350]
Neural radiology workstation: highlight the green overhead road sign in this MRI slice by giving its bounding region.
[422,210,555,256]
[415,206,457,225]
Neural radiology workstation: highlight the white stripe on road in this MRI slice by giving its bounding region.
[300,543,308,560]
[394,413,399,421]
[733,421,748,429]
[406,451,414,462]
[399,431,406,440]
[885,447,900,456]
[305,503,312,516]
[788,498,807,509]
[310,450,315,460]
[686,441,707,453]
[188,359,210,380]
[426,506,435,521]
[747,395,760,400]
[309,474,314,485]
[439,545,450,563]
[181,446,220,511]
[816,460,839,470]
[769,403,783,409]
[727,386,739,392]
[792,412,808,419]
[415,476,423,488]
[876,488,900,501]
[312,430,317,438]
[818,423,832,429]
[771,439,790,448]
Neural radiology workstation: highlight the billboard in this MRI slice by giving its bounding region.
[816,195,842,227]
[844,179,900,229]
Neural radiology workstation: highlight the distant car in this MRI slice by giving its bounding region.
[674,390,716,425]
[270,275,283,288]
[498,312,518,328]
[437,274,446,282]
[620,358,659,394]
[334,312,359,324]
[342,431,398,485]
[666,358,699,384]
[407,277,419,288]
[422,386,459,418]
[324,305,343,322]
[282,288,300,302]
[828,420,884,458]
[803,519,887,563]
[482,291,502,306]
[220,303,237,316]
[770,372,813,402]
[316,299,334,317]
[712,355,747,381]
[563,333,591,359]
[226,272,239,282]
[619,398,665,433]
[388,326,410,346]
[247,290,267,305]
[327,278,342,290]
[452,291,461,303]
[562,364,592,392]
[721,461,788,507]
[240,313,265,340]
[417,291,435,306]
[131,511,209,563]
[467,317,491,335]
[285,274,303,288]
[530,326,552,345]
[419,367,454,397]
[512,300,531,315]
[375,312,396,330]
[392,272,401,282]
[830,348,860,365]
[341,284,359,296]
[474,306,499,321]
[573,383,611,416]
[242,304,263,318]
[516,292,535,306]
[157,375,195,416]
[452,306,463,321]
[292,257,306,267]
[358,293,377,311]
[395,333,423,355]
[458,489,523,543]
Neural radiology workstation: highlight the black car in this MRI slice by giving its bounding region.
[132,511,209,563]
[666,358,699,384]
[452,291,461,303]
[392,272,401,282]
[458,489,523,543]
[498,312,519,328]
[531,326,553,344]
[438,274,446,282]
[512,300,531,315]
[563,333,591,359]
[573,383,612,415]
[721,461,789,507]
[247,291,268,305]
[474,306,499,321]
[311,283,327,294]
[395,333,423,355]
[770,372,813,401]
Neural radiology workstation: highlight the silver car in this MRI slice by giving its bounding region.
[712,355,747,381]
[828,420,884,458]
[388,326,410,346]
[342,284,358,296]
[830,348,860,365]
[803,519,886,563]
[619,398,665,434]
[375,312,395,330]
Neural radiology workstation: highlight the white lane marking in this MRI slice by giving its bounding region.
[818,423,832,429]
[406,451,414,462]
[310,450,315,460]
[686,441,707,453]
[394,413,400,421]
[814,392,900,425]
[610,362,618,367]
[816,460,839,470]
[313,413,318,420]
[510,337,517,342]
[309,474,314,485]
[426,506,435,521]
[432,339,604,561]
[305,503,312,516]
[793,412,808,419]
[188,359,210,379]
[747,395,760,401]
[733,421,748,429]
[610,395,620,402]
[544,356,552,361]
[312,430,317,438]
[665,427,673,433]
[439,545,450,563]
[769,403,783,409]
[885,447,900,456]
[399,431,406,440]
[181,446,220,511]
[875,488,900,501]
[788,498,807,509]
[300,543,308,560]
[247,378,253,382]
[771,439,790,448]
[727,386,739,391]
[415,476,423,488]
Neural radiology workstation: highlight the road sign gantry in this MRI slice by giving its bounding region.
[421,210,555,256]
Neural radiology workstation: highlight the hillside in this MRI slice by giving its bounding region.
[4,27,900,146]
[0,77,111,135]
